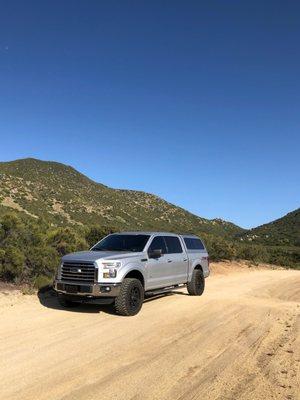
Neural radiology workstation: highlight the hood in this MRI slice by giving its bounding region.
[62,250,143,263]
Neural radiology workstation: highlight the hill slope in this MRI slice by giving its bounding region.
[0,158,243,237]
[240,208,300,246]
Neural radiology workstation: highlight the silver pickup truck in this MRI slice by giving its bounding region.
[54,232,210,316]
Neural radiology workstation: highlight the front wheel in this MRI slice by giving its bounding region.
[115,278,144,316]
[187,269,205,296]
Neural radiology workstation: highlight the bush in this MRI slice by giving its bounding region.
[0,246,25,282]
[34,275,53,289]
[205,236,237,261]
[0,212,299,286]
[236,244,269,263]
[46,227,87,256]
[85,226,116,247]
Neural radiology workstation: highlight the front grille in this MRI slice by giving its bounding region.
[61,262,96,283]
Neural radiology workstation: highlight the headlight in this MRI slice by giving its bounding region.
[102,261,121,278]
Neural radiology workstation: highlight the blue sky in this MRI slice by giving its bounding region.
[0,1,299,228]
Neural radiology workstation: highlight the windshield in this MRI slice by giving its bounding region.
[91,234,150,252]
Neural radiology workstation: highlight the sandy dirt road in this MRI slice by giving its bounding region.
[1,264,299,400]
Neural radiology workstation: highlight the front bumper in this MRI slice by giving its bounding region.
[54,280,121,298]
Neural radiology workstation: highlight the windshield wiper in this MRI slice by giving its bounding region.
[91,248,110,251]
[110,248,129,252]
[92,247,138,252]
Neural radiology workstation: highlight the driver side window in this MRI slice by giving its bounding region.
[148,236,167,254]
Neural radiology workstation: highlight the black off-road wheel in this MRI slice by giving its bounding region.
[115,278,144,316]
[58,295,80,308]
[187,269,205,296]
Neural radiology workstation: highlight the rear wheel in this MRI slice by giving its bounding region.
[58,295,80,308]
[187,269,205,296]
[115,278,144,316]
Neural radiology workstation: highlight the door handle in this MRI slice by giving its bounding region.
[183,259,187,262]
[167,260,172,263]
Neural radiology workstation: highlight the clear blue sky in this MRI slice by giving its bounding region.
[0,1,299,228]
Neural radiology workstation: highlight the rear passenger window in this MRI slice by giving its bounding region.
[164,236,183,254]
[184,238,205,250]
[148,236,167,254]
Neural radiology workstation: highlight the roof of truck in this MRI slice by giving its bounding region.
[113,231,199,237]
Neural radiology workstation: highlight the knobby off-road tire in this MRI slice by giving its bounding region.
[187,269,205,296]
[58,295,80,308]
[115,278,144,316]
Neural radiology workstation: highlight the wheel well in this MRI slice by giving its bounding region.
[194,264,203,272]
[125,270,145,287]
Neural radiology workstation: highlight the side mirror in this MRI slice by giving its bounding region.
[148,249,162,259]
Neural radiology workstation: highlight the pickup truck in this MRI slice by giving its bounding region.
[54,232,210,316]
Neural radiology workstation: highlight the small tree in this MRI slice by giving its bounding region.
[85,226,116,247]
[46,227,87,256]
[0,246,25,282]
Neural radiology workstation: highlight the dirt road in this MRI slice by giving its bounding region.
[1,264,299,400]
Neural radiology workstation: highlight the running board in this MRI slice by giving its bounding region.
[145,283,186,297]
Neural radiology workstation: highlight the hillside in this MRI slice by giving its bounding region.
[240,208,300,246]
[0,158,299,287]
[0,158,243,237]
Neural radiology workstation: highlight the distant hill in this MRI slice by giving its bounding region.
[0,158,243,238]
[239,208,300,246]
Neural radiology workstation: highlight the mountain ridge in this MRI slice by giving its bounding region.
[1,158,299,248]
[239,208,300,247]
[0,158,243,237]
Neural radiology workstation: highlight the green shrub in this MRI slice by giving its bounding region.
[85,226,116,247]
[205,237,237,261]
[46,227,87,256]
[236,244,269,263]
[0,246,25,282]
[34,275,52,289]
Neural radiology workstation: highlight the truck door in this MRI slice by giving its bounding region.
[163,236,188,285]
[146,236,171,290]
